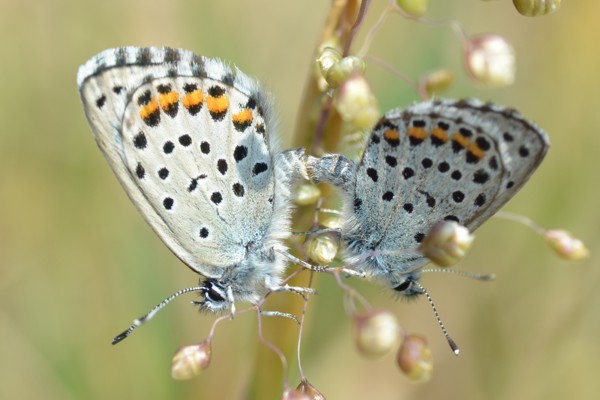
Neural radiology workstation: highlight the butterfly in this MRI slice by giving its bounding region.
[306,99,550,297]
[78,47,307,342]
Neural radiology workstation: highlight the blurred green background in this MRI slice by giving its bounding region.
[2,1,599,399]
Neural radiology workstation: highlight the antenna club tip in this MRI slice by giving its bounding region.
[112,333,127,345]
[448,337,460,355]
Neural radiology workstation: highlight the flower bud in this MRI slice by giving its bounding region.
[325,56,366,88]
[171,340,211,380]
[317,47,342,79]
[353,309,401,359]
[293,183,322,206]
[396,0,430,16]
[296,380,326,400]
[465,34,515,86]
[418,221,474,267]
[396,334,433,382]
[282,389,312,400]
[513,0,561,17]
[319,213,343,230]
[305,232,340,265]
[421,69,454,96]
[543,229,589,261]
[335,73,380,131]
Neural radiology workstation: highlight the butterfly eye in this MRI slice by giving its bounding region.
[204,280,226,303]
[394,280,412,292]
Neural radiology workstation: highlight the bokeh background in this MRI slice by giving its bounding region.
[2,1,599,399]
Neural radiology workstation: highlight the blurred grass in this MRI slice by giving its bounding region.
[1,1,599,399]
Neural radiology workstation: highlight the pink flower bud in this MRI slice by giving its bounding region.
[353,309,401,359]
[171,340,211,380]
[396,334,433,382]
[305,232,340,265]
[418,221,474,267]
[335,74,380,131]
[465,34,515,86]
[544,229,589,260]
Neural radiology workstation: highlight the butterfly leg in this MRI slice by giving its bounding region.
[271,284,317,296]
[277,248,366,278]
[260,310,301,324]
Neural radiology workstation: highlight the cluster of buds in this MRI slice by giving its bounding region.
[352,309,434,382]
[315,43,379,132]
[316,43,366,90]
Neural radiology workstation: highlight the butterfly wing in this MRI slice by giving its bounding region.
[78,47,280,278]
[345,99,549,280]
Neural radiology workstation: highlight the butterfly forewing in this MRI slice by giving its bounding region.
[78,47,279,278]
[344,99,549,280]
